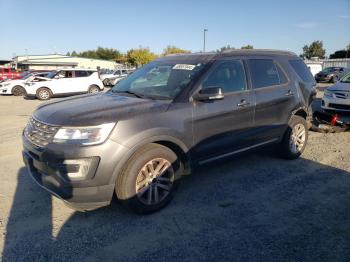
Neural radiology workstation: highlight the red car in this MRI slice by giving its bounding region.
[0,68,21,81]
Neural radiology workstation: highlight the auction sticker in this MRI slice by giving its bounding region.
[173,64,196,70]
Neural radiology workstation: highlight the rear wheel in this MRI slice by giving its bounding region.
[12,85,26,96]
[278,115,308,159]
[115,143,182,214]
[88,85,100,93]
[36,87,52,100]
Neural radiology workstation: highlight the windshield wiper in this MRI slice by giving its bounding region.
[112,90,145,99]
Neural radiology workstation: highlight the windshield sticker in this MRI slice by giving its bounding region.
[173,64,196,70]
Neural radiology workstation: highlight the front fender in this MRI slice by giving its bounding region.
[108,129,190,185]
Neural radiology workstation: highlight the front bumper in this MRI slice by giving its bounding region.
[322,95,350,112]
[22,134,129,211]
[0,86,12,94]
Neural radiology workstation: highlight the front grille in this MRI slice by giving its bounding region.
[24,117,60,147]
[334,92,350,100]
[329,103,350,110]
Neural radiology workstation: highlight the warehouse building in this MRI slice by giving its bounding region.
[12,54,121,71]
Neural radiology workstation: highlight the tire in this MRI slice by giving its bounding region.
[36,87,52,100]
[88,85,100,93]
[115,143,182,214]
[278,115,308,160]
[12,85,26,96]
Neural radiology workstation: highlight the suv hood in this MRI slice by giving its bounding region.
[34,92,170,126]
[327,82,350,92]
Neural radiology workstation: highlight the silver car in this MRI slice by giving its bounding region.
[322,72,350,112]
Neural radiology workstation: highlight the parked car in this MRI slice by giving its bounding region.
[306,63,322,77]
[0,71,51,96]
[100,69,134,86]
[24,68,104,100]
[315,67,349,83]
[22,50,315,214]
[322,72,350,112]
[0,67,22,81]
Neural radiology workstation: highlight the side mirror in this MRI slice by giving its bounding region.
[193,86,224,101]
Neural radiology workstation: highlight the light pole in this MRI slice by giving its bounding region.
[203,29,208,52]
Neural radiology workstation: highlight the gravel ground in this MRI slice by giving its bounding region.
[1,88,350,262]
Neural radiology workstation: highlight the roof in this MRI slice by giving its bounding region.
[51,68,98,71]
[20,61,78,66]
[160,49,297,61]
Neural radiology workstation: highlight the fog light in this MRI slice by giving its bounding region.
[56,157,98,180]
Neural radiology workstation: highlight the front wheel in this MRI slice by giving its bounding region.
[88,85,100,93]
[12,85,26,96]
[115,143,182,214]
[278,115,308,159]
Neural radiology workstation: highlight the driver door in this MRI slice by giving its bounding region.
[192,59,255,163]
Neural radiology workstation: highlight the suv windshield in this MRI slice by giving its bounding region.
[340,73,350,83]
[321,67,337,74]
[45,71,58,79]
[112,61,207,99]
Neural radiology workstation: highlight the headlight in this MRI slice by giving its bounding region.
[53,123,115,145]
[2,83,10,87]
[324,90,333,98]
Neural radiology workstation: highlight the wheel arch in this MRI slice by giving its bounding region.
[109,134,191,185]
[292,107,308,120]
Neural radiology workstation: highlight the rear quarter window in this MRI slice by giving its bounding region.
[248,59,288,89]
[289,60,314,83]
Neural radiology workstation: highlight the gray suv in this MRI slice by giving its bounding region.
[22,50,316,213]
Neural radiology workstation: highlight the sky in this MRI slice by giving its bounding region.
[0,0,349,59]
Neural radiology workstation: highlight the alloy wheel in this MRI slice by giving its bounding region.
[39,90,50,100]
[135,158,174,205]
[289,123,306,154]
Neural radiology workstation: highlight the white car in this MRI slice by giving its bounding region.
[322,72,350,112]
[100,69,134,86]
[25,69,104,100]
[0,72,50,96]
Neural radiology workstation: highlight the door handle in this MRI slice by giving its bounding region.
[237,99,250,108]
[285,90,294,96]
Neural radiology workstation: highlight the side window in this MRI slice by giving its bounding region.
[66,71,73,78]
[202,60,247,93]
[75,71,89,77]
[289,59,314,83]
[249,59,282,89]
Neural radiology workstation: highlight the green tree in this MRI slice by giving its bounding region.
[241,45,254,49]
[66,51,71,56]
[74,47,122,61]
[301,40,326,59]
[329,43,350,59]
[71,51,78,56]
[162,45,191,56]
[217,45,234,52]
[127,47,157,66]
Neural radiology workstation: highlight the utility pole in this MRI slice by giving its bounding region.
[203,29,208,52]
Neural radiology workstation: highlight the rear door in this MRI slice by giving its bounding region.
[247,58,297,144]
[192,59,255,163]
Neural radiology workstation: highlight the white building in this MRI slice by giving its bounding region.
[13,54,121,71]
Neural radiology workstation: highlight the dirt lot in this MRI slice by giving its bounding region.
[1,90,350,261]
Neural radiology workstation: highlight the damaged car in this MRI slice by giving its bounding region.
[322,72,350,113]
